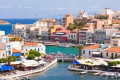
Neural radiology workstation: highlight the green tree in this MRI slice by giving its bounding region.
[76,45,84,59]
[27,54,35,60]
[67,23,77,30]
[7,56,17,65]
[29,50,41,57]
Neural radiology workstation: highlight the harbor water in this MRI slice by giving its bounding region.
[29,62,116,80]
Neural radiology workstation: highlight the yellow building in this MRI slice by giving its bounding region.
[50,25,65,35]
[103,47,120,59]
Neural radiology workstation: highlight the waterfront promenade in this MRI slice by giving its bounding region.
[0,59,57,79]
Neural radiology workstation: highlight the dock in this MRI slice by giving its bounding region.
[0,59,57,79]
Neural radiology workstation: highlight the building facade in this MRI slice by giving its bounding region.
[62,14,74,27]
[51,30,70,43]
[111,31,120,47]
[78,27,93,45]
[94,29,118,44]
[23,42,45,54]
[103,47,120,59]
[67,31,78,43]
[82,45,103,57]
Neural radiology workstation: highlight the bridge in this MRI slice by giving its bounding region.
[55,57,77,62]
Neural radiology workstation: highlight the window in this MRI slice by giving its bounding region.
[106,52,108,57]
[89,51,91,55]
[111,53,114,58]
[83,50,85,54]
[115,53,117,58]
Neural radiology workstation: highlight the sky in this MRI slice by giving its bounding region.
[0,0,120,19]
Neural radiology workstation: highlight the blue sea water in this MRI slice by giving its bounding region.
[0,19,62,35]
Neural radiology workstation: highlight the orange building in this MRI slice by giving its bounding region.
[62,14,74,27]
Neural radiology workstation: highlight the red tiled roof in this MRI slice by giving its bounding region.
[73,28,78,32]
[12,48,21,53]
[80,27,88,30]
[105,47,120,53]
[24,42,39,46]
[84,45,100,49]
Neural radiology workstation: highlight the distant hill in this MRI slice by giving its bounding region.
[0,19,10,25]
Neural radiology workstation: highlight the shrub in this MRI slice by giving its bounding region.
[25,53,29,56]
[27,54,35,60]
[108,61,120,66]
[0,58,7,63]
[29,50,41,57]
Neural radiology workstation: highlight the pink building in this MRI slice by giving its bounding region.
[51,30,70,43]
[91,19,102,29]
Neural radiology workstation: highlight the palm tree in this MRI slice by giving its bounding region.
[76,45,84,59]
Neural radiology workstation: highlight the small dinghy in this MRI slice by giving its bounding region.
[80,71,87,75]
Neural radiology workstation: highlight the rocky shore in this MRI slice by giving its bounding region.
[0,19,10,25]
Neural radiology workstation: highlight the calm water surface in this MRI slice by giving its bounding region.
[46,46,79,56]
[29,62,116,80]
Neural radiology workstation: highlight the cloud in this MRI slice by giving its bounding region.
[0,6,12,9]
[18,6,33,9]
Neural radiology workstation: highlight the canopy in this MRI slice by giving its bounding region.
[39,60,47,64]
[0,65,14,71]
[22,60,39,67]
[12,53,21,57]
[46,56,51,59]
[92,52,101,55]
[72,61,80,64]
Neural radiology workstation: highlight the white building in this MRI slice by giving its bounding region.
[0,31,5,36]
[0,35,23,58]
[67,32,78,43]
[13,20,48,39]
[12,23,32,38]
[82,45,103,57]
[31,21,48,37]
[101,8,113,15]
[76,10,88,19]
[23,42,45,54]
[111,31,120,47]
[94,29,118,44]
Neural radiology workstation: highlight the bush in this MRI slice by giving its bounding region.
[25,53,29,56]
[29,50,41,57]
[108,61,120,66]
[27,54,35,60]
[0,58,7,63]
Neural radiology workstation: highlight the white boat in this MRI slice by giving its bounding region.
[93,73,100,76]
[80,71,87,75]
[108,73,116,77]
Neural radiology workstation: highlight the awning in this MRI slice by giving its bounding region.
[72,61,80,64]
[92,52,101,55]
[13,53,21,57]
[22,60,39,67]
[0,65,14,71]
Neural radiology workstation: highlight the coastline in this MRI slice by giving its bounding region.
[0,59,57,79]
